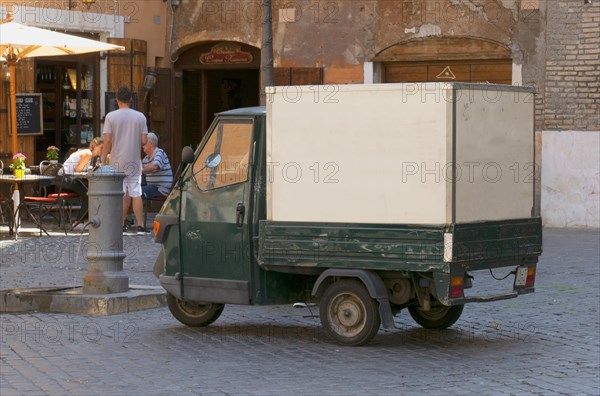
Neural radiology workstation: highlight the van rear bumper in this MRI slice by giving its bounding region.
[448,288,534,306]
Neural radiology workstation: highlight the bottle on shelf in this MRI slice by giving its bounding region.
[84,70,93,91]
[62,71,71,90]
[64,95,70,117]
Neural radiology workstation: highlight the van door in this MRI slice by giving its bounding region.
[180,117,254,303]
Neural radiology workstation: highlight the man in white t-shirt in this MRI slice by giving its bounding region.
[101,86,149,235]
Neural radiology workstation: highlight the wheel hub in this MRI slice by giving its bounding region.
[338,301,361,327]
[179,300,212,317]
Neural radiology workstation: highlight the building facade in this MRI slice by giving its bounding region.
[1,0,598,227]
[0,0,168,167]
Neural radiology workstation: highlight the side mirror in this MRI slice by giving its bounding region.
[205,153,222,169]
[181,146,194,164]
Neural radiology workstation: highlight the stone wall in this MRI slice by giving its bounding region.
[540,0,599,228]
[544,0,600,131]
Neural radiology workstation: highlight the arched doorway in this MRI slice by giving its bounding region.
[175,41,260,150]
[374,37,513,84]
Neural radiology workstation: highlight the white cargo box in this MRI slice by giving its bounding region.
[266,83,535,225]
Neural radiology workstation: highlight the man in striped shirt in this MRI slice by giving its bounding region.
[141,132,173,199]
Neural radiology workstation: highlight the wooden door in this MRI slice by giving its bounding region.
[147,68,175,171]
[384,60,512,84]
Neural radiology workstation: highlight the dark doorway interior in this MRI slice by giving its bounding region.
[182,69,259,151]
[181,71,202,150]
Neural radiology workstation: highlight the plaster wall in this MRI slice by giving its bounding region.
[122,0,167,67]
[169,1,525,66]
[541,131,600,228]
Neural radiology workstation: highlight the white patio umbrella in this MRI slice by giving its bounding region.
[1,17,124,156]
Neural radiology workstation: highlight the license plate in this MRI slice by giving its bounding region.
[515,267,528,286]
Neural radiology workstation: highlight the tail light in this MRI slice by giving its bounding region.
[450,276,464,298]
[525,266,536,288]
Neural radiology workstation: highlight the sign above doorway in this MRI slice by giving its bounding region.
[200,43,253,65]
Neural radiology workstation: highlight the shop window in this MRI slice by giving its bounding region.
[36,59,98,164]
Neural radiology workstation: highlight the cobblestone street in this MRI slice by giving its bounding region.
[1,228,599,395]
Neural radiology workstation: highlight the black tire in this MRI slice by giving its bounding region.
[408,304,464,329]
[166,293,224,327]
[319,279,381,346]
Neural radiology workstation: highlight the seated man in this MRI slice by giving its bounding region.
[142,132,173,199]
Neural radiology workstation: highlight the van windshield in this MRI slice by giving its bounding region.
[192,119,253,190]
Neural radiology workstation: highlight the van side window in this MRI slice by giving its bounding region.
[193,120,253,190]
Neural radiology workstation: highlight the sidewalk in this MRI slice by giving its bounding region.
[0,217,160,290]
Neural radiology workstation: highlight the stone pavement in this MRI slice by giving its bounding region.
[0,228,599,395]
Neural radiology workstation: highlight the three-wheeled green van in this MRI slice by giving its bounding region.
[153,83,542,345]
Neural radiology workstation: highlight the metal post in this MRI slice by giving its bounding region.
[260,0,274,105]
[82,166,128,294]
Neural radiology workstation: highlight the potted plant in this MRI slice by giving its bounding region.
[46,145,60,162]
[10,153,27,178]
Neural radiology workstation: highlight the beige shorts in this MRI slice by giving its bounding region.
[123,174,142,197]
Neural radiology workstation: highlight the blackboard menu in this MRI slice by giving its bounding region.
[16,93,43,135]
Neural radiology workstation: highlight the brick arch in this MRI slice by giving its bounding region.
[175,41,261,70]
[373,36,512,62]
[171,31,261,61]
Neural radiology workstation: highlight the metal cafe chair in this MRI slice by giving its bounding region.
[143,193,168,230]
[48,164,81,226]
[19,163,71,236]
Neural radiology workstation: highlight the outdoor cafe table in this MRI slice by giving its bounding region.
[0,174,56,238]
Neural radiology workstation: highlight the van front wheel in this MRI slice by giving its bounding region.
[319,279,381,346]
[166,293,224,327]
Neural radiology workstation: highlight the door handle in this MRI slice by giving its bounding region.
[236,203,245,227]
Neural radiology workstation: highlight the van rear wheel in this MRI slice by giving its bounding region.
[408,304,464,329]
[319,279,381,346]
[166,293,224,327]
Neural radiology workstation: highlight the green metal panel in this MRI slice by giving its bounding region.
[259,221,447,272]
[258,218,543,275]
[181,183,249,280]
[451,218,542,264]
